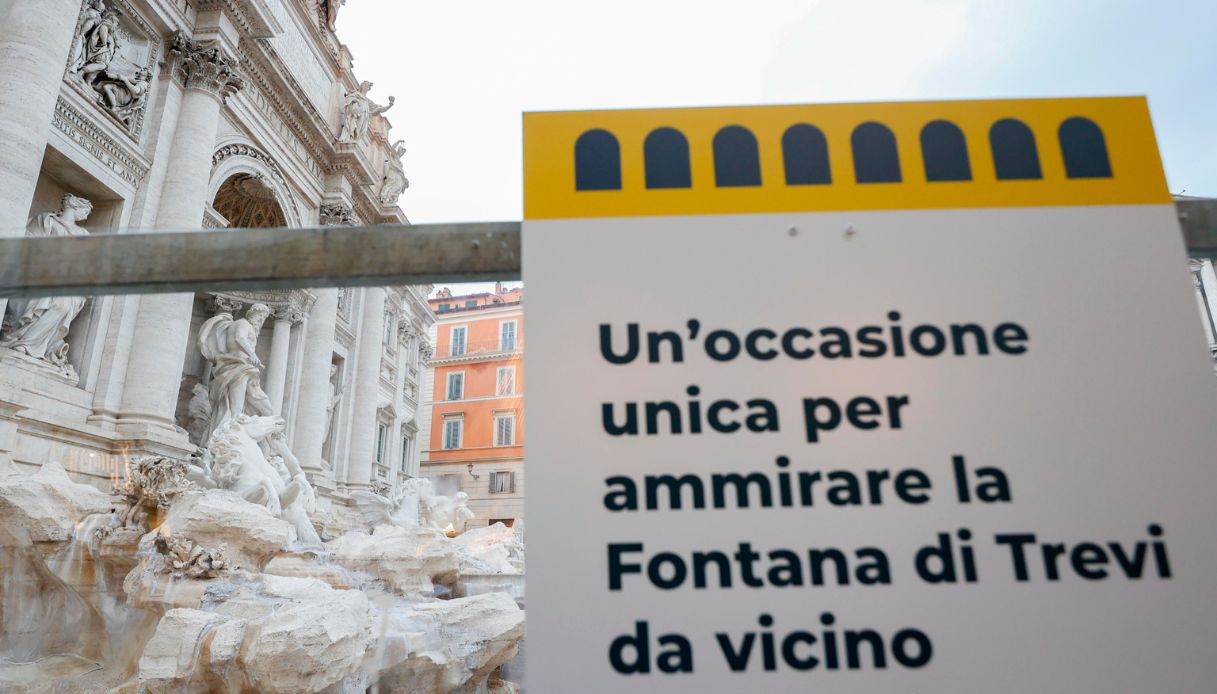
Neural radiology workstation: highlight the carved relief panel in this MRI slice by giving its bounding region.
[64,0,160,139]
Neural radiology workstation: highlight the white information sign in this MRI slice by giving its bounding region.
[523,99,1217,693]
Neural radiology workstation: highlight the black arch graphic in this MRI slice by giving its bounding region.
[644,127,692,189]
[782,124,831,185]
[1059,117,1112,178]
[852,122,901,183]
[990,119,1042,180]
[574,129,622,191]
[713,126,761,187]
[920,120,972,182]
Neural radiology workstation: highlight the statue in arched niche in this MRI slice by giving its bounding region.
[1,195,94,380]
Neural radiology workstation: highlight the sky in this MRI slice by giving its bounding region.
[343,0,1216,232]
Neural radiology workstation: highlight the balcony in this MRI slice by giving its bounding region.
[435,338,523,363]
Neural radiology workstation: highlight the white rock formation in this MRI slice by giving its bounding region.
[156,489,290,568]
[374,592,525,693]
[1,463,526,693]
[330,524,460,598]
[0,462,111,546]
[454,522,524,575]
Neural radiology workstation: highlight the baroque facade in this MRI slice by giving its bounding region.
[0,0,432,505]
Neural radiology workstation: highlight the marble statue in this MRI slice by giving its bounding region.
[68,2,153,133]
[185,382,212,446]
[69,0,108,74]
[98,67,152,126]
[379,140,409,205]
[351,477,474,532]
[322,0,346,33]
[338,81,394,142]
[78,12,122,88]
[197,303,275,443]
[0,195,93,379]
[208,414,320,544]
[423,487,475,532]
[324,363,345,443]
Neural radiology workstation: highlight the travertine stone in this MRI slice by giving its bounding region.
[330,524,460,598]
[0,462,112,546]
[294,290,340,476]
[375,592,525,693]
[345,287,385,490]
[117,39,243,434]
[138,608,230,692]
[0,0,83,321]
[158,489,290,568]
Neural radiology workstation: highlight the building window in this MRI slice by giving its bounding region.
[500,320,517,351]
[400,434,412,472]
[438,303,450,312]
[383,313,396,348]
[575,129,622,191]
[489,470,516,494]
[447,371,465,400]
[450,326,467,356]
[443,418,463,450]
[465,299,478,308]
[495,413,516,446]
[437,473,462,495]
[375,423,388,464]
[496,366,515,396]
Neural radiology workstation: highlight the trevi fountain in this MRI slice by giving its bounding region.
[0,296,525,692]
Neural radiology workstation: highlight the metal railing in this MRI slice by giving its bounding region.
[0,199,1214,298]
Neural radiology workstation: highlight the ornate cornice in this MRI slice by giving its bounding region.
[194,0,283,39]
[164,33,245,102]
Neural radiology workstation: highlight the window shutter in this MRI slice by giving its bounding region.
[509,471,516,493]
[489,471,498,494]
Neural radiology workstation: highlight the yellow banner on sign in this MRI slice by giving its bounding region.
[523,97,1170,219]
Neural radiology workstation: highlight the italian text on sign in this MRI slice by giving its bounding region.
[523,98,1217,693]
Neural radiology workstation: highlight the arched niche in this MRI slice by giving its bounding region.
[208,141,302,228]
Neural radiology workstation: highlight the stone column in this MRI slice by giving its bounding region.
[293,203,356,476]
[0,0,85,321]
[345,286,386,491]
[117,35,244,435]
[264,308,299,414]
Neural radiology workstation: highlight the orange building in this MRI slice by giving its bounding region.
[421,283,524,531]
